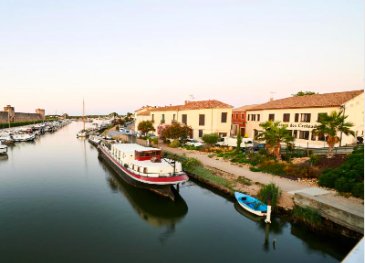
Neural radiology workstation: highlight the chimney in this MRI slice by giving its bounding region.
[185,100,189,105]
[269,97,274,102]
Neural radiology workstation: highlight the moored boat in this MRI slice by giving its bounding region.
[98,143,188,200]
[234,192,267,217]
[10,133,36,142]
[88,135,102,146]
[0,142,8,154]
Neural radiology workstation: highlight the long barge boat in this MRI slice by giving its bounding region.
[98,143,188,200]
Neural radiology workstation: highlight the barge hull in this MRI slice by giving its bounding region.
[97,147,177,201]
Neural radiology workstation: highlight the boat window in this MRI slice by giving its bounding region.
[143,168,147,174]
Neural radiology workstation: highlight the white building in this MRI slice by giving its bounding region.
[135,100,233,140]
[245,90,364,148]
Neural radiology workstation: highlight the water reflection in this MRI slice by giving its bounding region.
[234,203,286,252]
[99,157,188,244]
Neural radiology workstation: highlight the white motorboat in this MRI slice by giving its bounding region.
[0,141,8,154]
[11,133,36,142]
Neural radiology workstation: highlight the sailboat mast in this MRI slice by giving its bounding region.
[83,99,85,131]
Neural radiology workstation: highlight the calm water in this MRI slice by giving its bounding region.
[0,122,355,262]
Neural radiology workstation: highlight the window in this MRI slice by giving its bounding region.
[199,114,205,126]
[182,114,187,125]
[221,112,227,123]
[295,113,299,122]
[151,114,154,122]
[173,114,176,121]
[300,113,311,122]
[318,133,326,141]
[247,114,250,121]
[311,132,316,141]
[283,113,290,122]
[299,131,309,140]
[251,114,256,121]
[198,129,203,137]
[268,114,275,121]
[218,132,227,137]
[257,114,260,121]
[161,114,165,124]
[293,130,298,138]
[317,113,326,122]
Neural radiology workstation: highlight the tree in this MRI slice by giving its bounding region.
[202,133,219,146]
[137,120,155,136]
[159,122,192,142]
[312,110,355,158]
[256,121,294,160]
[292,91,317,96]
[236,130,242,153]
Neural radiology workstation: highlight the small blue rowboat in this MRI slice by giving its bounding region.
[234,192,267,217]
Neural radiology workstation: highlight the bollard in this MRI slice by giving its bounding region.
[265,205,271,224]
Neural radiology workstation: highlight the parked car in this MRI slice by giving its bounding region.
[185,138,204,147]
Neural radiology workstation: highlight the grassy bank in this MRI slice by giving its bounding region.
[164,151,234,194]
[0,120,44,129]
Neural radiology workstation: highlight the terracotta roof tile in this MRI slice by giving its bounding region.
[149,100,233,112]
[249,90,363,111]
[233,104,259,112]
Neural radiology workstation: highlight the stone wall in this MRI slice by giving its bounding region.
[0,111,43,124]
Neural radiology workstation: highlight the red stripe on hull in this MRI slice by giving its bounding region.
[99,147,188,185]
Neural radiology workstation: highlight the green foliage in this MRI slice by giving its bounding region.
[137,120,155,135]
[257,161,286,176]
[292,91,317,96]
[256,121,294,160]
[181,144,201,151]
[292,206,322,227]
[159,122,192,142]
[258,183,281,208]
[319,146,364,198]
[0,120,44,129]
[236,131,242,153]
[309,154,320,166]
[169,139,180,148]
[202,133,219,145]
[312,110,355,157]
[236,177,252,186]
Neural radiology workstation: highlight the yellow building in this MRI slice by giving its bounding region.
[245,90,364,148]
[135,100,233,139]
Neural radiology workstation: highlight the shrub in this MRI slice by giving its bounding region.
[169,139,180,148]
[258,183,281,208]
[202,133,219,146]
[319,145,364,198]
[257,160,286,176]
[292,206,322,227]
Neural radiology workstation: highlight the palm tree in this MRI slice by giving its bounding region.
[256,121,294,160]
[312,110,354,158]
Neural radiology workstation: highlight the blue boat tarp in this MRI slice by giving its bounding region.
[234,192,267,216]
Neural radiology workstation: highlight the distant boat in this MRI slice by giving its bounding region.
[0,141,7,154]
[76,99,88,138]
[88,135,102,146]
[234,192,267,217]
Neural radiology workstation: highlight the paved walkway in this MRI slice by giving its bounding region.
[160,145,364,219]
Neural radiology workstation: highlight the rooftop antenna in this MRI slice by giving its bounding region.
[269,91,276,102]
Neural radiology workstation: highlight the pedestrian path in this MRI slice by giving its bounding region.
[160,145,364,233]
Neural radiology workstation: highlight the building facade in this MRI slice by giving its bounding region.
[231,104,257,137]
[245,90,364,148]
[135,100,233,140]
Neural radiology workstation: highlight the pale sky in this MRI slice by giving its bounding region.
[0,0,363,115]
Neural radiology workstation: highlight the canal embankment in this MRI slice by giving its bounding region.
[160,145,364,240]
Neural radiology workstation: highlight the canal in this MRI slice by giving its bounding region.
[0,122,355,262]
